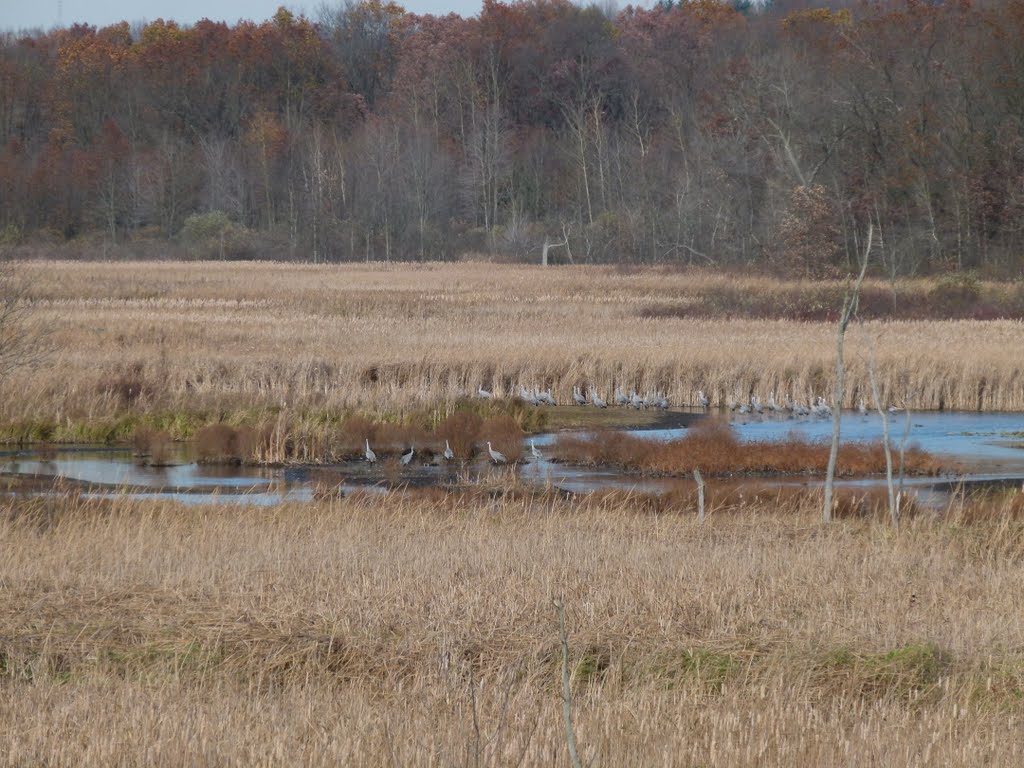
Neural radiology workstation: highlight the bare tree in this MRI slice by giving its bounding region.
[0,262,48,385]
[823,224,872,524]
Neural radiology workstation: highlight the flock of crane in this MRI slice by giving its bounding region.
[477,384,679,411]
[360,384,903,468]
[362,435,546,466]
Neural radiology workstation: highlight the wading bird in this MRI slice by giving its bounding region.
[478,386,492,399]
[573,386,587,406]
[530,440,542,460]
[443,440,454,461]
[615,387,629,406]
[592,390,608,408]
[697,390,710,408]
[519,386,539,406]
[487,441,507,464]
[364,439,376,464]
[401,446,415,466]
[858,398,868,417]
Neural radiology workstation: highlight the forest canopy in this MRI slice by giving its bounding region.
[2,0,1024,275]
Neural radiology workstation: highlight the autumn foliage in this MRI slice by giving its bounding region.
[2,0,1024,273]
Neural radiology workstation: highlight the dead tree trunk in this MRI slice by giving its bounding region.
[823,224,872,524]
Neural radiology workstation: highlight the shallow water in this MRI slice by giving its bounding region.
[1,410,1021,506]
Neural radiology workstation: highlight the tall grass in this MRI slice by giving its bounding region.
[6,262,1024,446]
[2,490,1024,765]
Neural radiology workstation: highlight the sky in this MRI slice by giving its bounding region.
[2,0,483,32]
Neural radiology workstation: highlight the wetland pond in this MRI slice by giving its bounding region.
[2,410,1022,507]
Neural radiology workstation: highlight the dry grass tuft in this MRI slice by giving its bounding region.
[555,420,947,477]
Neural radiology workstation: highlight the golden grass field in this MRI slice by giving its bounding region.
[3,490,1024,766]
[5,261,1024,446]
[4,263,1024,765]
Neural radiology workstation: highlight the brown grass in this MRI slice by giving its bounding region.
[555,421,947,477]
[2,490,1024,765]
[5,262,1024,448]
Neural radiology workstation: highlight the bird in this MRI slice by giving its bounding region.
[654,394,669,410]
[614,387,629,406]
[751,396,764,414]
[538,388,556,406]
[858,398,868,417]
[738,402,751,415]
[443,440,454,461]
[364,439,376,464]
[888,404,904,414]
[697,390,710,408]
[478,386,492,399]
[519,385,539,406]
[573,386,587,406]
[401,446,415,466]
[592,390,607,408]
[767,392,782,412]
[630,392,644,409]
[530,439,542,460]
[486,441,507,464]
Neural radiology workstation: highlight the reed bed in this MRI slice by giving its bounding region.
[2,490,1024,765]
[554,420,948,477]
[6,262,1024,446]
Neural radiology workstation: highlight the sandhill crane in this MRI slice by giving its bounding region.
[615,387,629,406]
[443,440,454,461]
[738,402,751,415]
[401,446,415,466]
[592,390,608,408]
[858,398,868,417]
[752,396,764,414]
[478,386,492,399]
[697,390,710,408]
[654,393,669,410]
[364,439,376,464]
[519,386,539,406]
[573,386,587,406]
[767,392,782,412]
[530,440,542,460]
[888,404,904,413]
[630,392,644,409]
[538,388,556,406]
[486,441,507,464]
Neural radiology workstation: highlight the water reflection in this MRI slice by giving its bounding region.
[0,410,1020,506]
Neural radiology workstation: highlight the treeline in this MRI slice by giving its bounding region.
[2,0,1024,274]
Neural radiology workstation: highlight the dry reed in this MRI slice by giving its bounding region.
[1,490,1024,765]
[5,262,1024,448]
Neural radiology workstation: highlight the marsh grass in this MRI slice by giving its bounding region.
[6,262,1024,448]
[2,490,1024,765]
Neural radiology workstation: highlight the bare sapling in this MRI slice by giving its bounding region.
[554,598,584,768]
[694,468,706,524]
[863,332,897,528]
[897,396,912,501]
[823,224,873,524]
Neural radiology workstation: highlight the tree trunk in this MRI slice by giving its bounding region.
[823,224,872,524]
